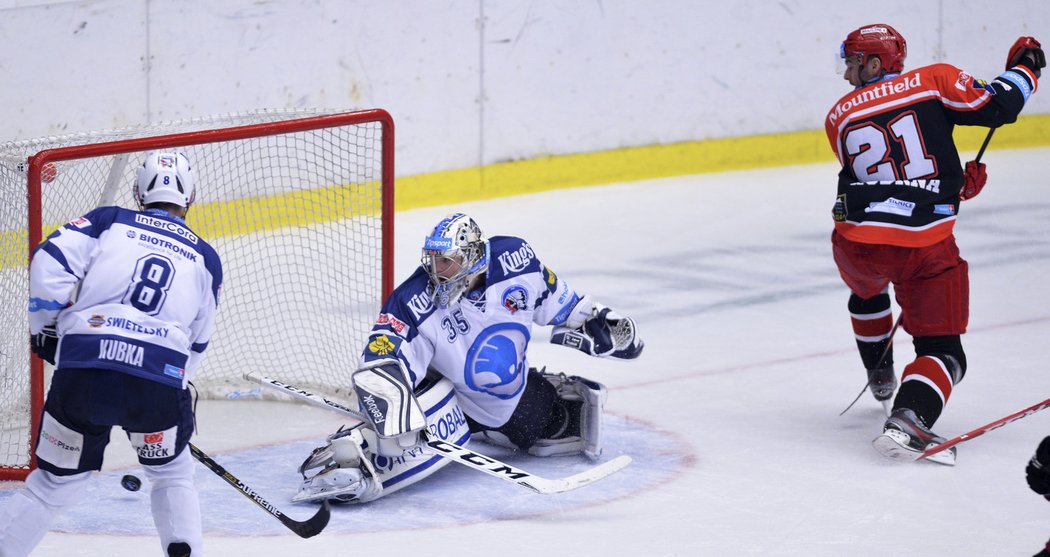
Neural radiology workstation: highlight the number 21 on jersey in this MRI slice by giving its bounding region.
[843,111,938,181]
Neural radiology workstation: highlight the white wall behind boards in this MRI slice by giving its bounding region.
[1,0,1046,175]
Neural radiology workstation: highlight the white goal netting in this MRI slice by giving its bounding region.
[0,109,392,478]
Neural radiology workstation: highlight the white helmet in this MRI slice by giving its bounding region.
[421,213,489,308]
[134,151,196,209]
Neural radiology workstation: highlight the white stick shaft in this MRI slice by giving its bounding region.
[243,372,631,494]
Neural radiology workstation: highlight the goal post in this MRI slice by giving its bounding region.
[0,109,395,480]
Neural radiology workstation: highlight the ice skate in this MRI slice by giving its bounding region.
[872,408,955,466]
[866,365,897,414]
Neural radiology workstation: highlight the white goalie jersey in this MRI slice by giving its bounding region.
[361,235,583,427]
[28,206,222,388]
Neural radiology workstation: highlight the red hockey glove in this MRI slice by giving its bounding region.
[959,160,987,201]
[1006,36,1045,78]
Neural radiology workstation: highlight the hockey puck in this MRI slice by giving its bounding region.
[120,474,142,492]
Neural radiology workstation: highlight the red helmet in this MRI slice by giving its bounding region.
[841,24,907,73]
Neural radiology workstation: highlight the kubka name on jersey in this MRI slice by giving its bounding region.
[497,243,535,274]
[98,338,145,367]
[134,214,199,244]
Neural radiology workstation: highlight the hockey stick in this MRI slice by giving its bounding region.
[917,397,1050,461]
[975,127,995,163]
[243,372,632,495]
[839,313,902,416]
[188,443,331,538]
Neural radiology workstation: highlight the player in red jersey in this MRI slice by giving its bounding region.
[826,24,1044,464]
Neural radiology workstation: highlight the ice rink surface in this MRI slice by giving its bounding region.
[4,148,1050,556]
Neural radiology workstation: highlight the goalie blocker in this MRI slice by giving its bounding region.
[295,369,609,504]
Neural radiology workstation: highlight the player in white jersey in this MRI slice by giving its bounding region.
[293,213,643,503]
[0,152,222,557]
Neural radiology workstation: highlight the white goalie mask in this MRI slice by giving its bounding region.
[421,213,489,308]
[134,151,197,210]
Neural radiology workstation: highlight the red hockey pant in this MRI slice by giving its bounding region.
[831,231,969,337]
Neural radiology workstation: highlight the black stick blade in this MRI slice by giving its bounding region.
[283,500,331,539]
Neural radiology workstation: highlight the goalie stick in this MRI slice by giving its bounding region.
[188,443,331,538]
[243,372,632,495]
[916,396,1050,462]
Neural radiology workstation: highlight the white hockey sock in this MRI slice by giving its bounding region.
[0,490,55,557]
[144,450,203,555]
[0,468,91,557]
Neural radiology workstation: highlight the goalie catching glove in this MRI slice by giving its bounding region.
[550,295,643,359]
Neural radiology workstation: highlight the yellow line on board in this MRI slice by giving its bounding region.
[184,181,382,238]
[4,113,1048,266]
[395,113,1050,211]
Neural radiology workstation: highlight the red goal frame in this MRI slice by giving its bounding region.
[1,109,395,481]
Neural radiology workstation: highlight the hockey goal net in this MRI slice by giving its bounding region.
[0,109,394,480]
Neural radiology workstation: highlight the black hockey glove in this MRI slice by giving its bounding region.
[1025,436,1050,498]
[31,326,59,365]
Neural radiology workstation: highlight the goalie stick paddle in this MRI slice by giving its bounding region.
[917,396,1050,462]
[243,372,632,495]
[188,443,331,538]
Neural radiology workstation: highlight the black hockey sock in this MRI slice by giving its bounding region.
[848,292,894,370]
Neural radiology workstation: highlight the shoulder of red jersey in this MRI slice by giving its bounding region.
[825,62,992,132]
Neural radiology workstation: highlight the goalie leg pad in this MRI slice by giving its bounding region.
[529,372,608,460]
[353,358,426,438]
[296,374,470,504]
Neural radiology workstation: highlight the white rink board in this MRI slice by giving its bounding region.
[0,1,1046,174]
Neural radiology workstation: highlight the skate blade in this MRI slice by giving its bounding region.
[872,430,957,466]
[923,446,957,466]
[872,431,922,462]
